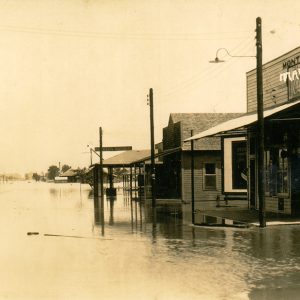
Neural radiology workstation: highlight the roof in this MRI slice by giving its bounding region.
[169,113,244,132]
[185,99,300,142]
[133,147,181,164]
[60,169,78,177]
[84,165,109,175]
[168,113,244,151]
[102,150,151,167]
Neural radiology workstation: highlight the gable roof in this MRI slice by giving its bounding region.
[170,113,244,132]
[60,168,78,177]
[168,113,245,151]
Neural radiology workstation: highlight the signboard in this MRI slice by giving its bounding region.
[247,47,300,112]
[279,56,300,101]
[95,146,132,152]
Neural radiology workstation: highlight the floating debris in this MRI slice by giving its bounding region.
[27,232,39,235]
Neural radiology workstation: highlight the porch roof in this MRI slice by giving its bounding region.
[185,99,300,142]
[102,150,151,167]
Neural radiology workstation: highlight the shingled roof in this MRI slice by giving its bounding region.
[170,113,244,131]
[166,113,245,151]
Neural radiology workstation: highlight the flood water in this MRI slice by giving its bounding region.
[1,182,300,300]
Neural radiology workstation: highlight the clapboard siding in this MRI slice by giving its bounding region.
[181,152,222,205]
[265,196,291,214]
[247,47,300,113]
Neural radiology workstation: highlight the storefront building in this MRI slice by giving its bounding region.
[247,46,300,215]
[186,46,300,216]
[161,113,243,209]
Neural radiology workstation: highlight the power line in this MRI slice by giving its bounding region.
[161,37,255,97]
[0,24,254,41]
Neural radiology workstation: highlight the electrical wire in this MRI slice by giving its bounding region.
[161,37,255,97]
[0,24,254,41]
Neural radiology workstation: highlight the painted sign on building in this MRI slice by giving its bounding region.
[247,47,300,113]
[279,58,300,100]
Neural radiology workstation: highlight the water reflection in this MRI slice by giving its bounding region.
[107,196,116,225]
[38,184,300,300]
[93,196,104,236]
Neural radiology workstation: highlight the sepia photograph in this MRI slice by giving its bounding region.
[1,0,300,299]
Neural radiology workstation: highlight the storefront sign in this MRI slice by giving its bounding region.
[280,57,300,100]
[280,68,300,82]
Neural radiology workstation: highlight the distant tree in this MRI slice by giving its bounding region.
[47,165,60,180]
[32,173,41,181]
[61,164,71,173]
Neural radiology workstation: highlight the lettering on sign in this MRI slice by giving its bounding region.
[279,61,300,100]
[282,55,300,69]
[280,68,300,82]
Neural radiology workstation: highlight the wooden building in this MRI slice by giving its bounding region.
[247,46,300,215]
[161,113,243,209]
[187,46,300,216]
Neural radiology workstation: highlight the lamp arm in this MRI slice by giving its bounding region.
[215,48,256,59]
[87,146,101,158]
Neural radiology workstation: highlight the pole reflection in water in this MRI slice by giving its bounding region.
[107,196,116,226]
[152,208,157,243]
[93,194,105,236]
[134,200,138,230]
[130,191,134,231]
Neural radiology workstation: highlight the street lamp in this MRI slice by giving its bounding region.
[209,17,266,228]
[209,47,255,63]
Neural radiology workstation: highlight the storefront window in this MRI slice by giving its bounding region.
[265,148,289,196]
[277,149,288,194]
[232,141,247,189]
[204,163,216,190]
[265,150,270,193]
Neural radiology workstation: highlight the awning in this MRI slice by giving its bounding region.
[133,146,181,164]
[185,99,300,142]
[102,150,151,167]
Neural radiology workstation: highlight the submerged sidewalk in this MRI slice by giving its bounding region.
[194,207,300,227]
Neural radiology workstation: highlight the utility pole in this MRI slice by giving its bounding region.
[149,88,156,208]
[191,130,195,225]
[99,127,104,201]
[99,127,105,235]
[256,17,266,227]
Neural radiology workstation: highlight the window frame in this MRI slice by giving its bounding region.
[203,162,217,191]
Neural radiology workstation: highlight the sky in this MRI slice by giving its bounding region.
[1,0,300,174]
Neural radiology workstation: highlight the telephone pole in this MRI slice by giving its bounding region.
[191,130,195,225]
[256,17,266,227]
[99,127,104,202]
[149,88,156,208]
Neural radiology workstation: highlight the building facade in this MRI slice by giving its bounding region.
[247,46,300,215]
[161,113,243,209]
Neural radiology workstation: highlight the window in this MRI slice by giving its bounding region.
[277,149,288,194]
[232,141,247,189]
[265,150,270,194]
[265,148,289,196]
[204,163,216,190]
